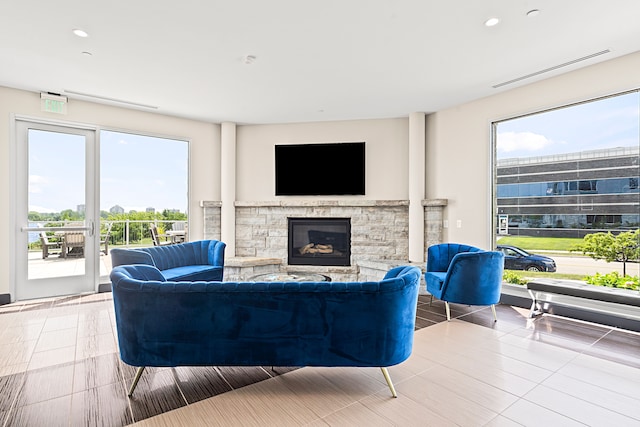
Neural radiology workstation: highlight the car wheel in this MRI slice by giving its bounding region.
[526,265,542,272]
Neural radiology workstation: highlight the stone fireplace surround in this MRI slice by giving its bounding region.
[201,199,446,283]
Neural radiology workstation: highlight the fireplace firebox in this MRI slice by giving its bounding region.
[288,218,351,266]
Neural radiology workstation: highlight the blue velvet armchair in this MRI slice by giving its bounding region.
[425,243,505,321]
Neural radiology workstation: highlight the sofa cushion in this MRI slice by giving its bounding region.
[162,265,224,282]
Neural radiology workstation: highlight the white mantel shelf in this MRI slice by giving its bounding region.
[234,200,409,207]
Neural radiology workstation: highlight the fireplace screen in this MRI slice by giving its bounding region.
[288,218,351,266]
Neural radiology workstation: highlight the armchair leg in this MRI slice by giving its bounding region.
[429,294,433,305]
[445,302,451,321]
[380,367,397,398]
[491,304,498,322]
[128,367,146,397]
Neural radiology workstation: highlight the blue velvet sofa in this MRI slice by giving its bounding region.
[425,243,505,321]
[109,264,422,397]
[110,240,226,281]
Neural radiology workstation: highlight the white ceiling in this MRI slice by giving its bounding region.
[2,0,640,124]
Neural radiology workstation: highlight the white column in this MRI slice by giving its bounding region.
[220,122,236,256]
[408,112,425,263]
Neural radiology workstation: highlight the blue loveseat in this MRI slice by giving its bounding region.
[109,264,422,397]
[110,240,226,281]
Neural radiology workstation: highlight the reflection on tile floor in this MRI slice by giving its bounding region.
[1,293,639,426]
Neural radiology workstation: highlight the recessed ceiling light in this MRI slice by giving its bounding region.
[527,9,540,17]
[484,17,500,27]
[72,29,89,38]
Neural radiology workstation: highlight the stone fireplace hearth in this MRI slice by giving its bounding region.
[201,199,447,282]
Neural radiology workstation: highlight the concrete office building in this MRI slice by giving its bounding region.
[497,146,640,237]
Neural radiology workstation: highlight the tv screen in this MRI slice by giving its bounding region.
[275,142,365,196]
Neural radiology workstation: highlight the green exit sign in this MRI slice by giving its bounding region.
[40,93,68,114]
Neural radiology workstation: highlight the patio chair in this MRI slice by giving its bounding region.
[62,232,85,258]
[149,224,173,246]
[100,223,113,255]
[40,232,62,259]
[170,221,187,243]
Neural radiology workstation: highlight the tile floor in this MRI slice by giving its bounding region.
[0,293,639,426]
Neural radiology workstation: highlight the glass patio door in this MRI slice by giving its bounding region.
[14,120,99,300]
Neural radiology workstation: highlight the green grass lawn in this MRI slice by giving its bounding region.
[504,269,586,282]
[496,235,583,252]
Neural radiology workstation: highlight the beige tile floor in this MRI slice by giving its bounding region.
[132,313,640,426]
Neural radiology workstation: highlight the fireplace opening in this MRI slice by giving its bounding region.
[288,218,351,266]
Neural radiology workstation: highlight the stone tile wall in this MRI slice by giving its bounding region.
[202,199,445,281]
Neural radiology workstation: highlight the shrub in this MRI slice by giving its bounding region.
[584,272,639,291]
[503,271,528,286]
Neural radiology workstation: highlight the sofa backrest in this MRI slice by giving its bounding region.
[111,240,225,270]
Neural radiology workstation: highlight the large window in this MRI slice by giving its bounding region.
[100,130,189,246]
[494,91,640,238]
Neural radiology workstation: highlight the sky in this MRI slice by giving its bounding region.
[28,130,188,214]
[496,91,640,159]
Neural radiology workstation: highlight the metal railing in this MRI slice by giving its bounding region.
[29,219,187,249]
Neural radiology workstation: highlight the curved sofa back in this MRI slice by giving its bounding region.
[111,240,226,271]
[426,243,483,273]
[110,265,422,369]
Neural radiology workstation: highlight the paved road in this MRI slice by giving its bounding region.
[552,255,639,276]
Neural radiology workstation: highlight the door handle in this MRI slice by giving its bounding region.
[21,225,92,233]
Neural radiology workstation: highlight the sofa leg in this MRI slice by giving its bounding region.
[128,367,146,397]
[445,302,451,321]
[380,367,397,398]
[491,304,498,322]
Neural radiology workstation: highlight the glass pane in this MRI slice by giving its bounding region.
[496,92,640,240]
[28,129,86,279]
[99,131,188,279]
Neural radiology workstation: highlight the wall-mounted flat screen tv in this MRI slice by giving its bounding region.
[275,142,365,196]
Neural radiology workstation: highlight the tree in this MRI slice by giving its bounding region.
[572,230,640,276]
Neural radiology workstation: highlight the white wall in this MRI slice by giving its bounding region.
[426,51,640,249]
[236,118,409,201]
[0,86,221,297]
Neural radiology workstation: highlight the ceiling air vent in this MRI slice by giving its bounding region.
[492,49,611,88]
